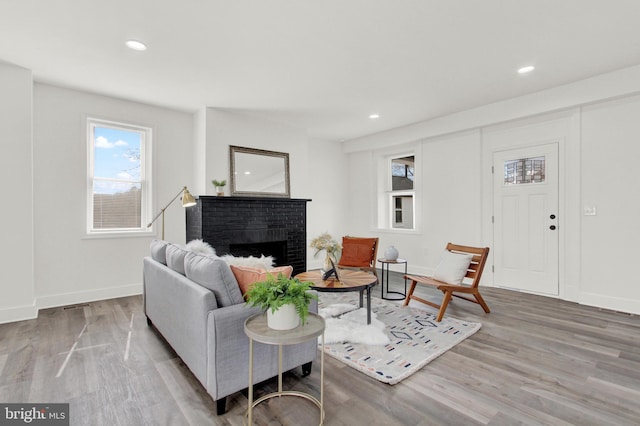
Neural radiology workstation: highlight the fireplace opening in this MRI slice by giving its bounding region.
[229,240,288,266]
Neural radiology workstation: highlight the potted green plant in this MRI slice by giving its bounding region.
[211,179,226,196]
[245,274,317,330]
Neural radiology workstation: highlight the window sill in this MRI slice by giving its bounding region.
[83,230,155,240]
[371,227,421,236]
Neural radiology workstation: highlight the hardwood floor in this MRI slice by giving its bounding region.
[1,273,639,425]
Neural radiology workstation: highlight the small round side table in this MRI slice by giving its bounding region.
[377,258,408,300]
[244,313,325,425]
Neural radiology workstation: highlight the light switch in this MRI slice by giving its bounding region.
[583,206,597,216]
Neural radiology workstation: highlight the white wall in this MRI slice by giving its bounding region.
[346,132,483,276]
[0,62,35,323]
[345,67,640,315]
[580,95,640,313]
[198,108,347,269]
[33,84,194,310]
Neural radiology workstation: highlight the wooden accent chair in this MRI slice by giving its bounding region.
[337,236,379,278]
[403,243,490,321]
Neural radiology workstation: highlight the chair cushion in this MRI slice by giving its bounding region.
[150,239,169,265]
[230,265,294,300]
[432,250,473,285]
[166,244,190,275]
[339,237,377,267]
[184,252,244,307]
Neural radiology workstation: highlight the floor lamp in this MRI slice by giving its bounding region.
[147,186,197,240]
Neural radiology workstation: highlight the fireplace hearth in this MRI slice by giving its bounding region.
[186,196,310,275]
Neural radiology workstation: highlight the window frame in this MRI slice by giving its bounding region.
[376,149,419,233]
[86,117,153,238]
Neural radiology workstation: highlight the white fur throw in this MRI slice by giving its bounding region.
[320,304,390,345]
[185,239,216,256]
[220,254,275,270]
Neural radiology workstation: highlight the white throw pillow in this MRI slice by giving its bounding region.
[185,239,216,256]
[432,250,473,285]
[220,254,275,270]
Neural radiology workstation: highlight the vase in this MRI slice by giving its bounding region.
[267,304,300,330]
[384,245,399,261]
[321,253,335,274]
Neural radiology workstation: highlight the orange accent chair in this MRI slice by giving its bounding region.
[403,243,490,321]
[337,236,379,278]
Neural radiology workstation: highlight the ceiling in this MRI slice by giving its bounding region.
[2,1,640,141]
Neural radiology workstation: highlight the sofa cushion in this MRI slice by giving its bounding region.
[185,252,244,307]
[230,265,294,299]
[166,244,189,275]
[150,239,169,265]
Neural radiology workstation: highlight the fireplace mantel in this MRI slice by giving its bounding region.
[186,196,311,275]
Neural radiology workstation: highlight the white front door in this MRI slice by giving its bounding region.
[493,143,559,295]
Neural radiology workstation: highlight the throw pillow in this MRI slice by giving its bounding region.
[165,244,190,275]
[230,264,294,299]
[185,239,216,256]
[432,250,473,285]
[221,254,275,270]
[150,239,169,265]
[184,252,244,307]
[339,237,377,267]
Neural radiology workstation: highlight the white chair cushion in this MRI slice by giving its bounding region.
[432,250,473,285]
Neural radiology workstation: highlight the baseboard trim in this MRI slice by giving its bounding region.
[579,292,640,316]
[0,303,38,324]
[37,283,143,310]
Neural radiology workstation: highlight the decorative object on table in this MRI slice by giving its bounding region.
[147,186,197,239]
[310,232,341,273]
[211,179,226,196]
[318,292,481,384]
[245,274,318,330]
[384,245,399,261]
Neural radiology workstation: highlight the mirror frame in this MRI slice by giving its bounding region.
[229,145,291,198]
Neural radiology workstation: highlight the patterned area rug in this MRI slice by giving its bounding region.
[318,293,481,384]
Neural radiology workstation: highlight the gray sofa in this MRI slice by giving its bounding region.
[143,240,317,415]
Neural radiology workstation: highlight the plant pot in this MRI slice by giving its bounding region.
[267,304,300,330]
[215,186,225,196]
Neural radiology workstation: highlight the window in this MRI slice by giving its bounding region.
[390,155,415,229]
[87,118,152,235]
[504,156,545,185]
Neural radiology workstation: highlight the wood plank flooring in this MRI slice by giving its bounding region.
[1,273,639,425]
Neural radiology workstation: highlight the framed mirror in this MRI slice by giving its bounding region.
[229,145,290,198]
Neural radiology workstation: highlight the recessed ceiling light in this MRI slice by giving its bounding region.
[518,65,535,74]
[369,114,380,119]
[125,40,147,51]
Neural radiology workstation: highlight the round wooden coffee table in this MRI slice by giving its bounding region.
[296,269,378,324]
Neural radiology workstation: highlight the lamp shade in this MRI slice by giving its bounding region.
[182,188,197,207]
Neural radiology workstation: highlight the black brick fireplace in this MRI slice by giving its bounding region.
[186,196,311,275]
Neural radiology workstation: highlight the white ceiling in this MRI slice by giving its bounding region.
[2,1,640,141]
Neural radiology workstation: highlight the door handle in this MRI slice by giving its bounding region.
[550,214,556,219]
[549,225,556,230]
